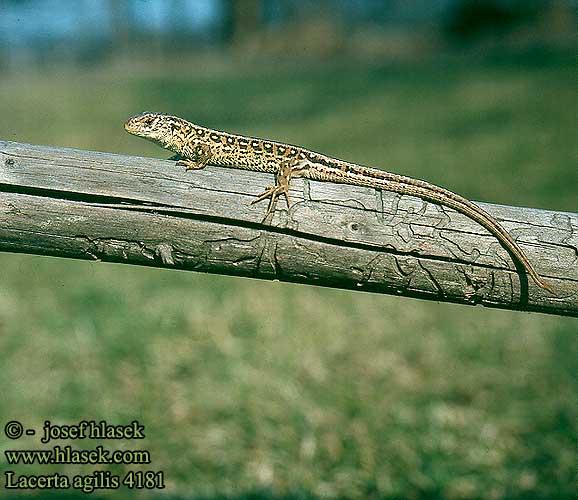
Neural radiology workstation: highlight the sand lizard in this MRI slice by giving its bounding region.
[124,111,554,293]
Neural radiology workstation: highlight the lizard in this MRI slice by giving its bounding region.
[124,111,554,294]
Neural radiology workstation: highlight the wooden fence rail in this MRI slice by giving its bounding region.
[1,140,576,317]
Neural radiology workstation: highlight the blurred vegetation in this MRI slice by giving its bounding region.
[1,0,574,70]
[0,48,575,500]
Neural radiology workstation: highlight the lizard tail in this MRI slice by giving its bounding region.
[311,165,554,294]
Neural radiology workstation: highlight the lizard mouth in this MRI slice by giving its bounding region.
[123,117,140,136]
[124,112,161,136]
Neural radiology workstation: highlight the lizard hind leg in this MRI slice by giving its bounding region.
[251,160,294,216]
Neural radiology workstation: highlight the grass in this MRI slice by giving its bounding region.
[0,51,575,499]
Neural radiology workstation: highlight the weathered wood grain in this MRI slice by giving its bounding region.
[0,140,576,316]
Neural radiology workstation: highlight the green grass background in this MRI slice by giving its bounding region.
[0,51,575,499]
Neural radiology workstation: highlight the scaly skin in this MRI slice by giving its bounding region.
[124,111,554,293]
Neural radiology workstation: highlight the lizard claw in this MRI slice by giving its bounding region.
[251,186,275,204]
[252,184,290,216]
[177,159,205,170]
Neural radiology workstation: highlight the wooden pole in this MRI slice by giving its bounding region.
[1,140,576,317]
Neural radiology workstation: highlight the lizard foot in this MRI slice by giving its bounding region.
[252,183,290,216]
[251,161,293,216]
[177,159,207,171]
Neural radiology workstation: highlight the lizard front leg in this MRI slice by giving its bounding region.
[177,143,212,170]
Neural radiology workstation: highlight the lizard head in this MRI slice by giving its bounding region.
[124,112,180,150]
